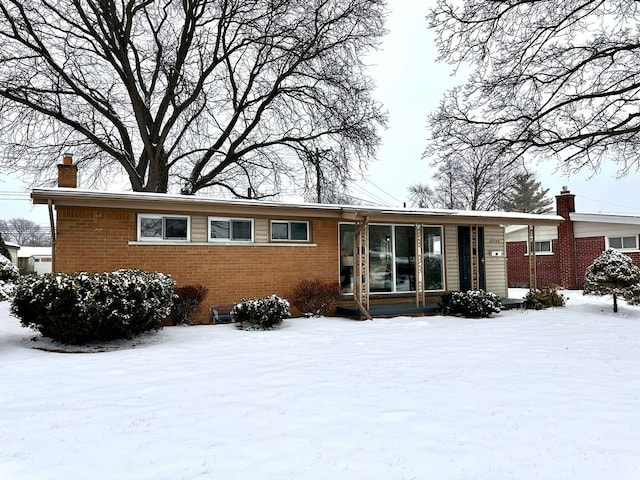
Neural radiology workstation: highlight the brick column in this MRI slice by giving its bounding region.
[555,187,577,289]
[57,153,78,188]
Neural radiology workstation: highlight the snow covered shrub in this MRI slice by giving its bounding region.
[11,269,174,345]
[0,255,20,301]
[231,294,290,329]
[170,284,209,324]
[440,290,502,318]
[290,279,341,316]
[523,287,566,310]
[584,248,640,313]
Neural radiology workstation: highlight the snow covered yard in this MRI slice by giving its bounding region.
[1,290,639,480]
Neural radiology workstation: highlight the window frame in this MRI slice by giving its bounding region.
[526,239,553,255]
[337,222,445,294]
[606,235,638,251]
[137,214,190,242]
[270,220,310,242]
[208,217,254,243]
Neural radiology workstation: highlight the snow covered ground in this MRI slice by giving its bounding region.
[1,289,639,480]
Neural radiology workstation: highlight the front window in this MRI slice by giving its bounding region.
[424,226,444,290]
[338,223,444,294]
[138,214,189,241]
[369,225,393,292]
[271,221,309,241]
[608,235,638,251]
[209,217,253,242]
[395,226,415,292]
[339,224,355,293]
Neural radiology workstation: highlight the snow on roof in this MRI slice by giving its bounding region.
[31,187,565,225]
[18,247,52,258]
[570,212,640,225]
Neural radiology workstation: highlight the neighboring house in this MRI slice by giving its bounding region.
[506,188,640,289]
[17,246,53,275]
[5,241,20,266]
[31,156,563,323]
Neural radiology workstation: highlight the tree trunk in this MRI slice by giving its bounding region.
[613,293,618,313]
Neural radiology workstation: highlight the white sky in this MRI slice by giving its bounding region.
[1,0,639,227]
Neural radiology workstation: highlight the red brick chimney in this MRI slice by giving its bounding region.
[555,187,577,288]
[57,153,78,188]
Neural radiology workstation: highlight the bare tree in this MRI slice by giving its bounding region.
[296,145,353,204]
[0,218,50,246]
[407,183,435,209]
[427,0,640,176]
[0,0,387,197]
[415,125,526,211]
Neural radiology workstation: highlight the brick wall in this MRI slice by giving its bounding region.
[507,189,640,289]
[506,241,562,288]
[55,206,339,323]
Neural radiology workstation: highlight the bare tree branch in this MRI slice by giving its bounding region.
[427,0,640,175]
[0,0,387,196]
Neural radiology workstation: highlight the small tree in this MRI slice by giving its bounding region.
[584,249,640,313]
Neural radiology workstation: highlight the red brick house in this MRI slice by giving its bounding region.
[506,188,640,289]
[32,156,563,322]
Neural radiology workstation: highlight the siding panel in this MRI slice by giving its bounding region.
[444,224,459,291]
[191,216,207,243]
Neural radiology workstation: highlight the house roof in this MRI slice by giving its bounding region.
[570,212,640,225]
[17,247,52,258]
[31,187,565,227]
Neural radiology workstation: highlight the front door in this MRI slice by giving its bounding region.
[458,226,486,291]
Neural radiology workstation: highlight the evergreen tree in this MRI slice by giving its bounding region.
[584,249,640,313]
[502,173,553,214]
[0,230,12,260]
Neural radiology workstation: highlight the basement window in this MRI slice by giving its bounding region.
[138,214,190,241]
[607,235,638,251]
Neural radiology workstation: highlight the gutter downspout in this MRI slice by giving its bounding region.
[48,199,56,273]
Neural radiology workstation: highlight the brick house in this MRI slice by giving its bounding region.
[32,156,563,323]
[506,188,640,289]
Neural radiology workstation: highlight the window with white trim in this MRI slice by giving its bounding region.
[138,214,189,241]
[271,220,309,241]
[607,235,638,251]
[530,240,552,254]
[209,217,253,242]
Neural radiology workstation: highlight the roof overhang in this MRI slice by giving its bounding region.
[570,212,640,225]
[31,188,565,227]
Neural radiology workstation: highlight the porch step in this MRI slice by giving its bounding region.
[501,298,524,310]
[336,302,441,318]
[336,297,524,319]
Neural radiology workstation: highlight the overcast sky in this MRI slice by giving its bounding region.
[1,0,639,228]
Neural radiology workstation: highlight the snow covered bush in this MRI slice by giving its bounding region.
[231,294,290,329]
[0,255,20,301]
[523,287,566,310]
[11,269,175,345]
[290,279,341,317]
[584,248,640,313]
[170,284,209,325]
[440,290,502,318]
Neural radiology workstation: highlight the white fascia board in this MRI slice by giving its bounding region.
[570,212,640,225]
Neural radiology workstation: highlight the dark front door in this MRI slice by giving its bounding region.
[458,226,486,291]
